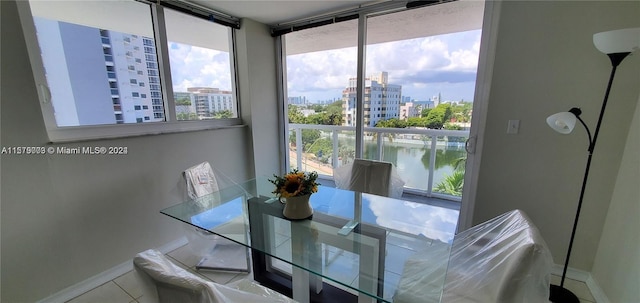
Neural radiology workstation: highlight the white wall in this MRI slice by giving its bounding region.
[0,1,272,301]
[236,18,283,178]
[591,95,640,302]
[472,0,640,273]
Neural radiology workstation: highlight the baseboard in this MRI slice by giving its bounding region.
[552,264,610,303]
[37,237,189,303]
[552,263,590,282]
[586,275,610,303]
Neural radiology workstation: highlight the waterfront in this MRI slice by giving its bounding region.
[292,137,467,194]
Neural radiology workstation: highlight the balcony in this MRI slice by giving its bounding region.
[288,124,469,201]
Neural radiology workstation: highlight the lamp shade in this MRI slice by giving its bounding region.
[593,27,640,54]
[547,112,577,134]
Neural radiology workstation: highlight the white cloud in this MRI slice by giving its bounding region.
[168,42,232,92]
[168,30,481,101]
[286,30,481,101]
[367,196,458,243]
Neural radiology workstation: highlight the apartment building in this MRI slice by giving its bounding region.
[33,17,163,126]
[342,71,402,127]
[186,87,236,118]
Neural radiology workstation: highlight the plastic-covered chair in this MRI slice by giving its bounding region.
[333,158,405,198]
[393,209,553,303]
[183,162,249,272]
[133,249,295,303]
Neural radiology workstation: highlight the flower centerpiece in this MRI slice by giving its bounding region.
[269,169,319,219]
[269,169,319,198]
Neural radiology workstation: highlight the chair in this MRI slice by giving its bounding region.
[333,158,405,198]
[328,159,404,266]
[394,209,553,303]
[182,162,250,272]
[133,249,295,303]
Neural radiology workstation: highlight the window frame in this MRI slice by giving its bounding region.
[16,0,242,143]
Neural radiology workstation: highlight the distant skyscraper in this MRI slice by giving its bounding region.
[431,93,442,107]
[33,17,163,126]
[288,96,308,105]
[342,72,402,127]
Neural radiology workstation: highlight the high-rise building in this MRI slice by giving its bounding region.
[187,87,236,118]
[288,96,308,105]
[342,71,402,127]
[33,17,164,126]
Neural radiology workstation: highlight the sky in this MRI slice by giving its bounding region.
[286,30,482,103]
[168,30,482,103]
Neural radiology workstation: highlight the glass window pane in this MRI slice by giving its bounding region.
[285,20,358,176]
[164,9,236,121]
[28,0,164,127]
[365,1,483,196]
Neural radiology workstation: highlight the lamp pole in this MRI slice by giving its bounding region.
[550,51,630,303]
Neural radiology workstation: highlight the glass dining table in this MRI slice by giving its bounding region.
[160,178,459,303]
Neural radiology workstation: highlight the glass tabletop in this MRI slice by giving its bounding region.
[160,178,459,303]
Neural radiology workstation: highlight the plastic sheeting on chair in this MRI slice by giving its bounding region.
[333,158,405,198]
[393,209,553,303]
[133,249,295,303]
[183,161,250,273]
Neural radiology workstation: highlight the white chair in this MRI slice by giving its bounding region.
[183,162,249,272]
[133,249,295,303]
[333,158,405,198]
[328,159,405,266]
[394,209,553,303]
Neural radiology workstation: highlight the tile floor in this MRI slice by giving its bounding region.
[65,242,597,303]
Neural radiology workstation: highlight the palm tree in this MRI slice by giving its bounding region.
[434,170,465,196]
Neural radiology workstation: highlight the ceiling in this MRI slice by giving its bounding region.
[190,0,383,26]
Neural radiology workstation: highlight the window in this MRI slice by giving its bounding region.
[164,9,238,121]
[284,20,358,174]
[18,0,240,142]
[279,1,483,200]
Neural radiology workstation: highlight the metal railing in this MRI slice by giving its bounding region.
[288,123,469,201]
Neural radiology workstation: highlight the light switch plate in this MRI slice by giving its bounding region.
[507,120,520,134]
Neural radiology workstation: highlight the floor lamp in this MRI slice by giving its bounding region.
[546,27,640,303]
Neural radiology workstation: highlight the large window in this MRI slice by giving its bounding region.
[281,1,484,200]
[285,20,358,177]
[18,0,240,141]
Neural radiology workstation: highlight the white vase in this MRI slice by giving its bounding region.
[281,194,313,220]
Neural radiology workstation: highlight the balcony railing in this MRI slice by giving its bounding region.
[288,123,469,201]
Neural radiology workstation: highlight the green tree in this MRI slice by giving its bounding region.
[375,118,407,128]
[290,129,321,149]
[425,104,453,129]
[288,104,305,124]
[213,110,233,119]
[407,117,428,127]
[443,123,462,130]
[177,112,198,120]
[175,98,191,106]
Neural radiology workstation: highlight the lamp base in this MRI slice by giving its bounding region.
[550,284,580,303]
